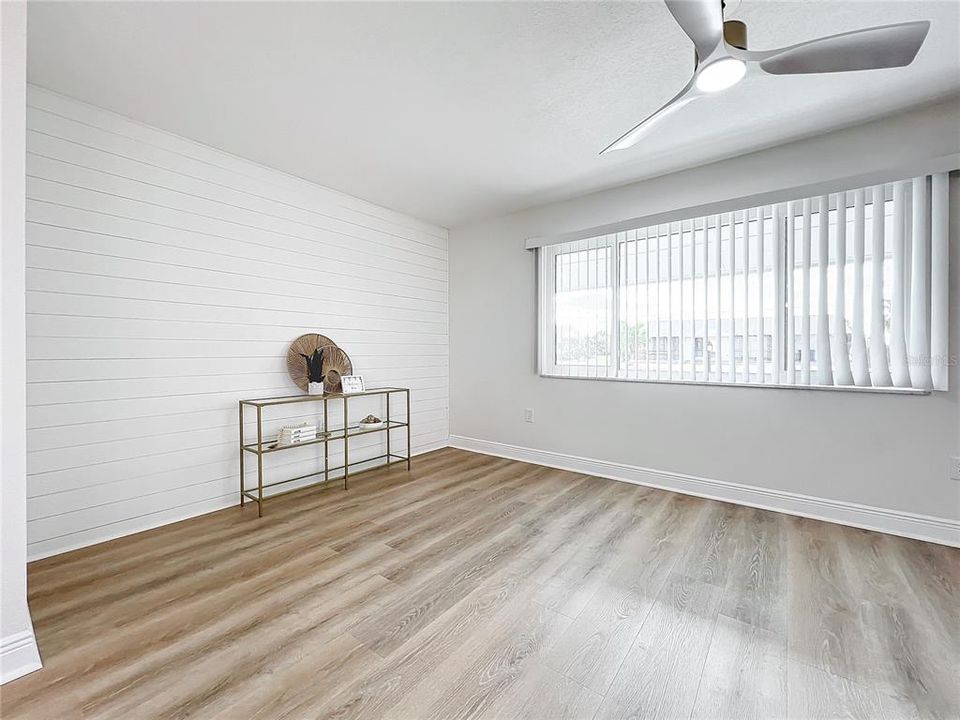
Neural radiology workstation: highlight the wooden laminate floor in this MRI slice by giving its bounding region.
[3,448,958,720]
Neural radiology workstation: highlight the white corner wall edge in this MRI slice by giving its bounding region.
[0,630,42,685]
[449,435,960,548]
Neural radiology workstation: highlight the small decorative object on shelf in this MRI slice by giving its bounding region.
[341,375,365,394]
[358,414,385,430]
[300,347,326,395]
[276,422,318,446]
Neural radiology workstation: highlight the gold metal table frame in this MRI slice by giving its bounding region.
[238,387,411,516]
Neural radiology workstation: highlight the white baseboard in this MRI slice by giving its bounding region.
[1,630,42,685]
[448,435,960,548]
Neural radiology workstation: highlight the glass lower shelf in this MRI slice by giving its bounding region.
[242,420,407,455]
[241,453,410,499]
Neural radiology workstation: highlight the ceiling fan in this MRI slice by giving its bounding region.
[600,0,930,155]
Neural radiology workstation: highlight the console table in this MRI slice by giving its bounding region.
[238,387,411,516]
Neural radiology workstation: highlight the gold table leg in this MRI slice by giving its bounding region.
[256,405,263,517]
[239,401,245,507]
[343,395,349,490]
[323,397,329,485]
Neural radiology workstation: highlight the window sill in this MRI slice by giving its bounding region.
[538,373,931,395]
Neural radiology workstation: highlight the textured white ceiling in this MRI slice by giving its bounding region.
[27,1,960,227]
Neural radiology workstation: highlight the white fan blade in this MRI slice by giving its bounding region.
[758,21,930,75]
[664,0,724,64]
[600,79,698,155]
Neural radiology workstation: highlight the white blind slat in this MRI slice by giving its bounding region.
[597,234,604,379]
[771,204,783,385]
[817,195,834,385]
[577,239,585,378]
[678,223,685,380]
[801,198,812,385]
[908,177,933,390]
[889,182,911,387]
[596,234,603,379]
[611,233,621,378]
[656,227,662,380]
[786,201,797,385]
[665,225,671,380]
[832,194,853,386]
[869,185,892,387]
[850,189,870,385]
[632,231,639,379]
[742,210,751,382]
[713,215,722,382]
[757,207,766,383]
[594,235,600,379]
[930,173,949,391]
[728,213,736,383]
[701,217,709,382]
[645,229,652,380]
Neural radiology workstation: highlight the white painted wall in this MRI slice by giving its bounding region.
[24,87,449,560]
[449,99,960,532]
[1,1,43,684]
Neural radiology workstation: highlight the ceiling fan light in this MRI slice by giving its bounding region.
[695,57,746,92]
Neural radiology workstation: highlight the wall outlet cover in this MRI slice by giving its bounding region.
[950,456,960,481]
[524,408,534,423]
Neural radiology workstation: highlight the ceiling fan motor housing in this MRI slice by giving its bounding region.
[695,20,747,64]
[723,20,747,50]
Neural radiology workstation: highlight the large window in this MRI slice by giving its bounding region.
[538,174,949,391]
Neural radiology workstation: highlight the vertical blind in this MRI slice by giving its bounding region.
[538,173,950,391]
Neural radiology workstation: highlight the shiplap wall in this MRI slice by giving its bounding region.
[24,86,449,559]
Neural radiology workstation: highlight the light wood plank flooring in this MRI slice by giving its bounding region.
[3,448,958,719]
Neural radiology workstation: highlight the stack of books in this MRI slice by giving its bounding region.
[277,423,317,445]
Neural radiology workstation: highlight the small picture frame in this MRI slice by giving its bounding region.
[341,375,365,394]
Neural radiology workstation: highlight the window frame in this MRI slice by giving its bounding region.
[536,207,931,396]
[540,235,620,379]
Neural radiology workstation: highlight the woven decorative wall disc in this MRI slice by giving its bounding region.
[319,345,353,394]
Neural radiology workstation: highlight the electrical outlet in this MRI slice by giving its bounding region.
[524,408,534,423]
[950,456,960,481]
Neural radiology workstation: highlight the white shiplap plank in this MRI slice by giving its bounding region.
[28,384,447,427]
[26,269,447,322]
[27,211,447,293]
[26,87,447,244]
[25,88,449,558]
[25,131,448,260]
[27,399,448,452]
[26,242,447,307]
[26,353,447,382]
[25,94,447,243]
[26,176,447,274]
[27,336,449,361]
[25,435,449,560]
[27,198,445,287]
[28,418,448,497]
[25,155,447,266]
[27,314,446,346]
[27,372,447,407]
